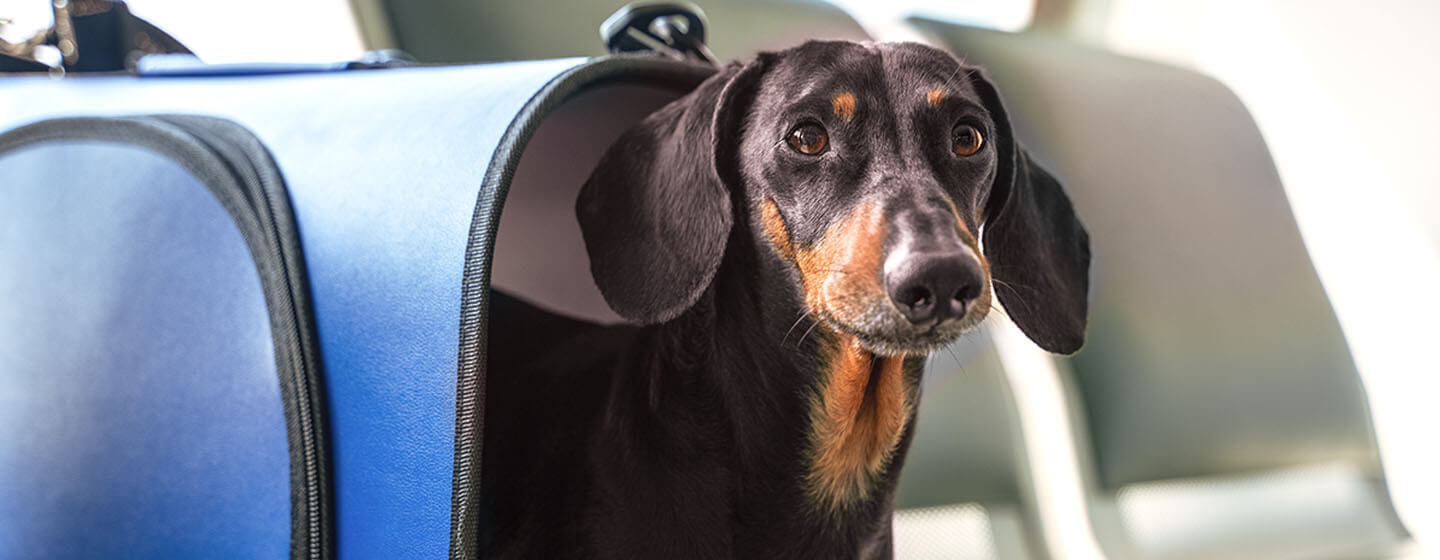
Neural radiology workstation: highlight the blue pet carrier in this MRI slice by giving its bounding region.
[0,51,715,560]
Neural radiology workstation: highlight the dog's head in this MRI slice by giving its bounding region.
[579,41,1089,355]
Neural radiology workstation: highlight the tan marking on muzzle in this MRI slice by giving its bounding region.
[948,202,995,320]
[809,200,888,325]
[764,197,890,327]
[947,201,982,254]
[926,88,947,108]
[761,198,913,512]
[804,336,912,513]
[832,92,857,122]
[761,198,795,259]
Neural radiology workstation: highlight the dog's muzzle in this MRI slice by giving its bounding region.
[884,246,985,327]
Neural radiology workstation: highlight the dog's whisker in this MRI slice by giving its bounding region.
[782,311,812,345]
[984,292,1021,321]
[988,277,1024,291]
[941,64,966,95]
[990,277,1040,296]
[797,319,823,349]
[989,281,1041,320]
[945,345,967,376]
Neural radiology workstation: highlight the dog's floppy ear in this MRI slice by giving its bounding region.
[578,58,767,324]
[971,68,1091,354]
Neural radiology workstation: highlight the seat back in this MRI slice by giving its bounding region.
[895,328,1049,559]
[912,20,1411,559]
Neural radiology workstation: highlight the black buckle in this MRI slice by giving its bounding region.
[601,2,716,65]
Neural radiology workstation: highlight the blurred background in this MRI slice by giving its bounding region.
[4,0,1436,558]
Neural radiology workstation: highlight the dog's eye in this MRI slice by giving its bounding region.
[952,124,984,157]
[787,123,829,155]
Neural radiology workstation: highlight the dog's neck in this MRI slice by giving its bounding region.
[638,231,922,534]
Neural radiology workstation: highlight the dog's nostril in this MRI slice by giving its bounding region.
[892,283,938,324]
[950,283,981,315]
[953,283,981,304]
[898,286,934,312]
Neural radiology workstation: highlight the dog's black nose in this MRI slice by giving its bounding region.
[886,251,984,325]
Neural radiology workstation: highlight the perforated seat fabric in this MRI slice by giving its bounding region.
[910,20,1412,559]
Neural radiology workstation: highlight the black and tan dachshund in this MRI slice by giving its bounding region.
[482,40,1089,558]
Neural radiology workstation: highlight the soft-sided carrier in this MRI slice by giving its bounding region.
[0,114,328,558]
[0,55,713,559]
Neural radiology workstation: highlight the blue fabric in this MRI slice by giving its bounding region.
[0,58,586,558]
[136,53,352,76]
[0,142,290,558]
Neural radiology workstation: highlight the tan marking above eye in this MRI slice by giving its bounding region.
[832,92,856,122]
[953,124,983,157]
[926,88,947,108]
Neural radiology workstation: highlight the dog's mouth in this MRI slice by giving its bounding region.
[813,289,991,357]
[800,289,994,512]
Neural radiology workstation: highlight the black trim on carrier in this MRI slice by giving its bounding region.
[0,116,334,560]
[450,55,716,560]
